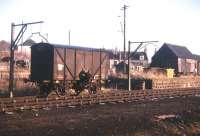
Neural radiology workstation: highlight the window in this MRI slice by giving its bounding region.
[139,55,144,60]
[136,66,143,71]
[114,60,118,65]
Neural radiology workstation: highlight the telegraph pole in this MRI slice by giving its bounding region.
[9,21,43,98]
[122,5,128,59]
[121,5,128,73]
[68,30,71,45]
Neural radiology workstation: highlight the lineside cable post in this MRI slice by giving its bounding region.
[128,41,131,91]
[128,41,158,91]
[9,23,15,98]
[8,21,44,98]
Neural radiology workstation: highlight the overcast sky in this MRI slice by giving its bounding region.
[0,0,200,58]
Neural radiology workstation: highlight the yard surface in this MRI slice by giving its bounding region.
[0,96,200,136]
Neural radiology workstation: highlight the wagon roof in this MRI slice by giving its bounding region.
[52,43,107,52]
[31,42,108,52]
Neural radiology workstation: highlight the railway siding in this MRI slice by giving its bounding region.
[1,88,200,113]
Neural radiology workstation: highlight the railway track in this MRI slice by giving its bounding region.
[1,87,200,113]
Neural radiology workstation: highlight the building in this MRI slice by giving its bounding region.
[0,39,34,72]
[193,54,200,74]
[0,40,10,59]
[108,50,148,75]
[108,49,122,69]
[151,43,199,75]
[129,52,148,72]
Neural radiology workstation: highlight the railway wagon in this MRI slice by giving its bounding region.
[30,42,110,95]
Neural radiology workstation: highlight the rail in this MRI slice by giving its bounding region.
[0,88,200,113]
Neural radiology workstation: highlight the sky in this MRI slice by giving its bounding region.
[0,0,200,59]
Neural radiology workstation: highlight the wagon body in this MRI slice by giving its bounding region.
[31,43,109,83]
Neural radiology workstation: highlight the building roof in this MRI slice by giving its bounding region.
[163,43,194,59]
[193,54,200,61]
[108,50,148,61]
[107,50,121,59]
[130,52,148,60]
[20,39,36,46]
[0,40,10,51]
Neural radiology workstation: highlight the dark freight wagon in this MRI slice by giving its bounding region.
[31,43,109,96]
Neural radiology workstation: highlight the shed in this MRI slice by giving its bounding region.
[151,43,197,75]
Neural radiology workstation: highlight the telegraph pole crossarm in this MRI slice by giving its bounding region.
[9,21,44,98]
[13,21,44,27]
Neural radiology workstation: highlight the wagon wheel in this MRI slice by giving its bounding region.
[39,84,50,97]
[75,89,82,96]
[55,85,66,97]
[72,80,84,96]
[74,83,83,96]
[89,83,97,94]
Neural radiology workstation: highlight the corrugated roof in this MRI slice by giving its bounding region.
[163,43,194,59]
